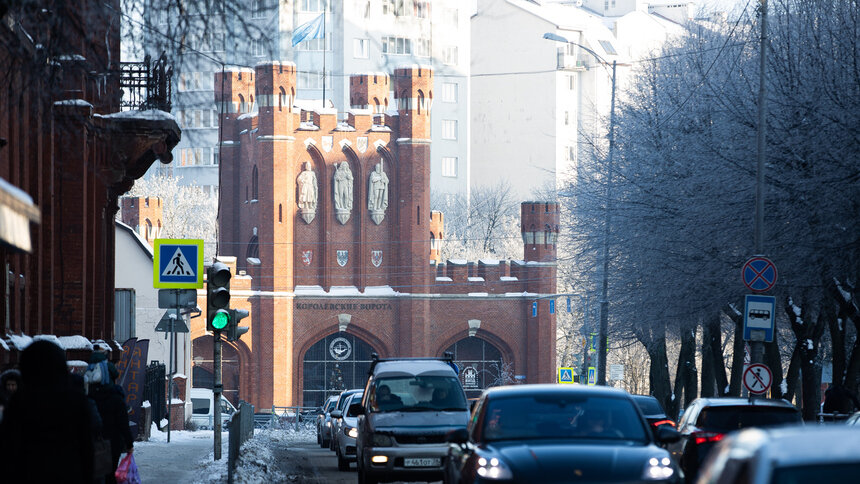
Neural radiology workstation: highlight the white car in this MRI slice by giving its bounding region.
[332,391,364,471]
[696,425,860,483]
[190,388,236,429]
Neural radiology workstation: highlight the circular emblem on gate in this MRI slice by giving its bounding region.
[329,337,352,361]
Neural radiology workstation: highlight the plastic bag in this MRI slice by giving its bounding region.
[115,453,141,484]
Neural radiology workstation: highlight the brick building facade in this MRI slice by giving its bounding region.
[0,1,179,365]
[191,62,558,408]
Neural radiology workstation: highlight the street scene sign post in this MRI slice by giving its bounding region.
[558,367,575,384]
[742,256,777,293]
[153,239,204,289]
[743,363,772,395]
[587,367,596,386]
[743,294,776,342]
[609,364,624,381]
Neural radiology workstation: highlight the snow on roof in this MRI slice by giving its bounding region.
[93,340,113,352]
[237,111,259,121]
[115,219,154,259]
[298,121,320,131]
[255,60,296,68]
[246,257,261,265]
[53,99,93,108]
[468,292,490,297]
[436,276,453,282]
[500,276,518,281]
[395,63,434,71]
[0,177,35,206]
[102,109,177,122]
[294,285,328,296]
[58,335,94,351]
[468,277,485,282]
[363,286,399,296]
[479,259,501,265]
[507,0,590,31]
[505,292,539,297]
[173,373,187,379]
[67,360,89,369]
[0,338,8,351]
[328,286,362,296]
[334,122,356,132]
[447,259,468,265]
[33,334,62,347]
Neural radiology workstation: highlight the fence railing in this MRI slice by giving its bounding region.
[143,362,166,428]
[119,52,173,112]
[253,405,318,431]
[227,400,255,484]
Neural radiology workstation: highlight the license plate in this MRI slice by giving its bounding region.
[403,458,440,467]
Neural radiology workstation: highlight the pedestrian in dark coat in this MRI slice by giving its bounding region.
[0,340,95,483]
[89,380,134,484]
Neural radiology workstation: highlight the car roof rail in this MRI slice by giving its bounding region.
[367,352,456,374]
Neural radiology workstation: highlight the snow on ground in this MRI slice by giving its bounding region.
[143,423,215,443]
[184,427,314,483]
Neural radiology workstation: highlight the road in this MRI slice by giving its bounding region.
[273,440,442,484]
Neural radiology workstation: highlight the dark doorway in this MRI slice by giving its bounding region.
[444,337,504,399]
[302,333,375,407]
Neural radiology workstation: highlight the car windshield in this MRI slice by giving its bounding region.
[369,376,467,413]
[696,406,801,432]
[338,391,359,411]
[481,395,648,442]
[771,463,860,483]
[634,397,664,416]
[324,397,338,412]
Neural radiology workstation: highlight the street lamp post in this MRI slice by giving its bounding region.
[544,33,617,386]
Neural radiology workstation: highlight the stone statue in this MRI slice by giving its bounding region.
[333,161,353,224]
[296,161,317,224]
[368,161,389,224]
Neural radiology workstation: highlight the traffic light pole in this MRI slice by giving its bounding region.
[214,330,222,460]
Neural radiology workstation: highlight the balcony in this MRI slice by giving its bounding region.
[120,53,173,112]
[556,52,587,71]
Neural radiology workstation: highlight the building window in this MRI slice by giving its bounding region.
[566,146,575,162]
[442,120,457,140]
[301,0,328,12]
[295,37,329,51]
[598,40,617,55]
[569,75,575,91]
[444,7,457,27]
[442,46,458,65]
[443,83,458,103]
[252,39,266,57]
[381,36,412,55]
[298,71,331,90]
[252,165,259,200]
[441,157,458,177]
[564,111,569,126]
[414,39,431,57]
[252,0,266,18]
[382,0,407,16]
[353,38,368,58]
[414,1,430,18]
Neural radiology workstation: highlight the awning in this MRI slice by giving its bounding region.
[0,176,41,253]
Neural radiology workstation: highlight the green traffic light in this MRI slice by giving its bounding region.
[212,311,230,330]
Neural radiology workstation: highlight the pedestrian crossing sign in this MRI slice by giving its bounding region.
[153,239,204,289]
[587,367,596,386]
[558,367,575,384]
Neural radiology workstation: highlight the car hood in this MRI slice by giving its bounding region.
[486,440,669,482]
[371,410,469,431]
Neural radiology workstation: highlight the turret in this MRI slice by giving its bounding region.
[350,73,390,115]
[430,210,444,264]
[393,65,432,139]
[521,201,559,263]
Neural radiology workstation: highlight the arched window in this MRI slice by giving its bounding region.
[417,205,420,225]
[238,94,246,113]
[278,204,283,223]
[430,232,438,251]
[279,86,286,111]
[417,89,425,114]
[246,235,259,260]
[252,165,259,200]
[544,224,552,246]
[157,220,162,238]
[303,333,377,407]
[145,219,153,239]
[444,337,504,399]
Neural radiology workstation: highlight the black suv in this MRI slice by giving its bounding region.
[355,353,469,484]
[667,397,801,483]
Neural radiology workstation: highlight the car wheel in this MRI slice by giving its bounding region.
[338,452,350,471]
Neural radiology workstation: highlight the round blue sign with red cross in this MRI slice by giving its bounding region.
[742,257,777,293]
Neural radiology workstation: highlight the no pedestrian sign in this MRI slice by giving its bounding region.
[743,363,772,395]
[153,239,204,289]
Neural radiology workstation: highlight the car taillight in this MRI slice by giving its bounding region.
[692,431,724,445]
[652,419,676,428]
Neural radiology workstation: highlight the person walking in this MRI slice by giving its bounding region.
[0,368,22,423]
[87,353,134,484]
[0,340,95,483]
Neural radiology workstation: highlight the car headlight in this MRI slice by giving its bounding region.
[642,457,675,480]
[475,456,513,480]
[347,427,359,438]
[371,433,393,447]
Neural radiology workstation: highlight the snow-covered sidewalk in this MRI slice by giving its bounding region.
[133,424,315,483]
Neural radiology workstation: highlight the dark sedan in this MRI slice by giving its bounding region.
[445,384,681,483]
[632,395,676,431]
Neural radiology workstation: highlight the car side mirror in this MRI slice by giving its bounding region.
[330,410,343,419]
[446,428,469,444]
[656,426,681,444]
[348,403,365,417]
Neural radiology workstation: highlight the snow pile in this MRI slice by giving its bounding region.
[255,427,315,444]
[231,433,286,484]
[145,423,214,443]
[58,335,93,350]
[33,334,62,346]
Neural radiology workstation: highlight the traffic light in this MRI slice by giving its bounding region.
[226,308,250,342]
[206,262,231,333]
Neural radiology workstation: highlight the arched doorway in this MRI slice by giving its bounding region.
[302,333,376,407]
[444,337,504,399]
[192,337,241,406]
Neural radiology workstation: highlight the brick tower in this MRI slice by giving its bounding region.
[120,196,163,246]
[520,201,559,382]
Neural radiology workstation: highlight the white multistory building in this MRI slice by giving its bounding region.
[471,0,689,200]
[137,0,470,200]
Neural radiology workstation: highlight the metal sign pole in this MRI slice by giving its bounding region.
[214,331,222,460]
